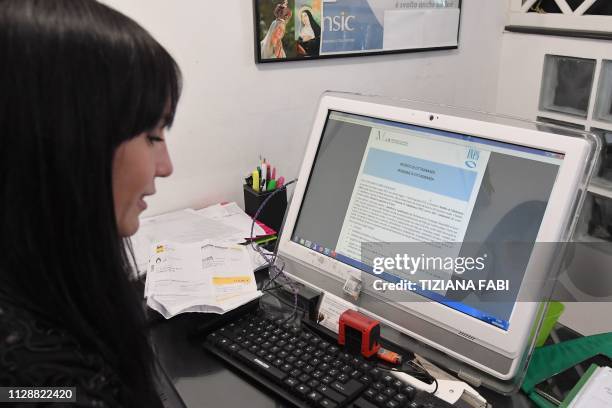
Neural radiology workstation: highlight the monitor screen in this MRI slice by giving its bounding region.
[290,111,564,331]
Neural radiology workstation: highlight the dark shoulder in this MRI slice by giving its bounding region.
[0,295,124,408]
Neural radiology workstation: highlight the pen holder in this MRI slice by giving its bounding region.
[243,185,287,234]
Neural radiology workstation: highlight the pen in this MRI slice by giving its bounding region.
[271,166,276,181]
[277,176,285,189]
[252,170,260,192]
[267,179,277,191]
[261,160,267,192]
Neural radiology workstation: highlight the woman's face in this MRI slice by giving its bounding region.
[112,120,173,237]
[272,23,285,42]
[301,12,309,26]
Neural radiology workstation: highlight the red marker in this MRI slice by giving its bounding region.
[277,176,285,188]
[271,166,276,180]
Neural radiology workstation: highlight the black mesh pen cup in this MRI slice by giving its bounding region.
[243,184,287,234]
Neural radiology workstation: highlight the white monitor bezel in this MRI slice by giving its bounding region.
[277,94,591,379]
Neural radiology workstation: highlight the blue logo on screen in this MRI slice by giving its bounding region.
[465,148,480,168]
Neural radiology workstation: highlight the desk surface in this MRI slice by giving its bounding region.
[151,311,553,408]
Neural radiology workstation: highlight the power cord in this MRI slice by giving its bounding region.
[377,360,439,395]
[247,179,299,320]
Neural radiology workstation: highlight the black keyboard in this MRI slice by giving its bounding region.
[202,312,454,408]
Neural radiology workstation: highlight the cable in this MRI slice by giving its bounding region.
[377,360,439,395]
[247,179,299,318]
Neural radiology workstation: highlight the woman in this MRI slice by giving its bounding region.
[260,0,291,60]
[0,0,181,406]
[260,18,288,60]
[297,9,321,57]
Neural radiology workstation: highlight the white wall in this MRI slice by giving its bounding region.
[102,0,508,215]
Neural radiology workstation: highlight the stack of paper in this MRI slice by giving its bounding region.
[145,241,261,318]
[132,203,276,318]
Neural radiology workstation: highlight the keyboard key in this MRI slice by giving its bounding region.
[369,368,382,380]
[386,400,400,408]
[237,350,287,383]
[363,388,377,400]
[321,376,333,384]
[319,398,337,408]
[280,364,292,372]
[307,391,323,404]
[327,346,339,354]
[372,382,385,391]
[316,385,345,404]
[402,386,416,400]
[290,369,301,378]
[383,387,396,397]
[284,377,299,388]
[307,379,320,389]
[295,384,310,396]
[352,398,378,408]
[337,374,349,383]
[406,402,419,408]
[299,373,311,383]
[374,394,387,405]
[359,376,371,384]
[331,379,365,399]
[394,393,408,404]
[392,380,403,390]
[382,374,394,384]
[350,370,362,379]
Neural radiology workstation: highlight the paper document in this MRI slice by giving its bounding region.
[568,366,612,408]
[131,203,269,275]
[145,241,261,318]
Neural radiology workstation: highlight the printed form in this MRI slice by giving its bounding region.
[335,125,490,283]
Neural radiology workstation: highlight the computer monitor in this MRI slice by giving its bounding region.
[277,93,593,380]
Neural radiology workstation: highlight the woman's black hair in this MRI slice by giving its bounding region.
[0,0,181,405]
[304,9,321,38]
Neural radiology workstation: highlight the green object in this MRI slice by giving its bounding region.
[559,364,599,407]
[522,332,612,408]
[536,301,565,347]
[267,179,277,191]
[254,235,277,245]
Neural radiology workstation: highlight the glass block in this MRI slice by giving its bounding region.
[588,193,612,242]
[539,55,596,118]
[592,128,612,182]
[584,0,612,15]
[526,0,562,13]
[594,60,612,123]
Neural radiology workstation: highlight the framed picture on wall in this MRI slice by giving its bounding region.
[254,0,462,63]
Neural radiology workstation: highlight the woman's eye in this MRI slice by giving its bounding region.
[147,135,164,144]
